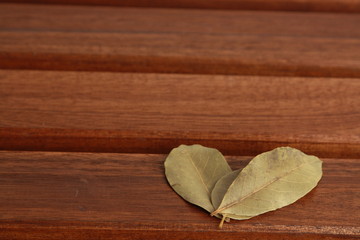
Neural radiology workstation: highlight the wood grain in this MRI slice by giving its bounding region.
[1,0,360,13]
[0,151,358,239]
[1,70,359,158]
[1,4,360,77]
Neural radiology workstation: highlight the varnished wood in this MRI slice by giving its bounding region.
[1,70,359,158]
[1,2,359,239]
[1,4,360,77]
[1,0,360,13]
[0,151,358,239]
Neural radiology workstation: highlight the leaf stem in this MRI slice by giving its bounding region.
[211,209,220,216]
[219,214,227,229]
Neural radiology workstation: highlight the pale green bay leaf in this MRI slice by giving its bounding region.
[212,147,322,219]
[211,169,240,211]
[211,169,243,222]
[165,144,232,212]
[211,169,254,221]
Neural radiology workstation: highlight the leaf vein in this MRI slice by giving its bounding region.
[278,178,312,184]
[186,150,210,194]
[212,161,310,215]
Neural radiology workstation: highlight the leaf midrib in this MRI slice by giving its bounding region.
[212,160,310,215]
[186,149,210,194]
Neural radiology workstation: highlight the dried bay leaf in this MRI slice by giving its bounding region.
[211,169,251,227]
[211,169,240,211]
[211,147,323,224]
[211,169,242,224]
[164,144,232,212]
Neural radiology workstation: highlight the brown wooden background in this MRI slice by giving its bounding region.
[0,1,359,239]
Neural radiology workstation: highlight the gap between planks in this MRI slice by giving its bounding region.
[1,0,360,13]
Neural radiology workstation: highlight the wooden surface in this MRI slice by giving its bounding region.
[1,1,359,239]
[1,0,360,13]
[1,4,360,77]
[1,70,360,158]
[0,151,359,240]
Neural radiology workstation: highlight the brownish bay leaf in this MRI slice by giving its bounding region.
[211,147,323,224]
[165,144,232,212]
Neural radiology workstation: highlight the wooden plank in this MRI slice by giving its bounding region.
[0,151,358,239]
[1,4,360,77]
[1,0,360,13]
[1,70,359,158]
